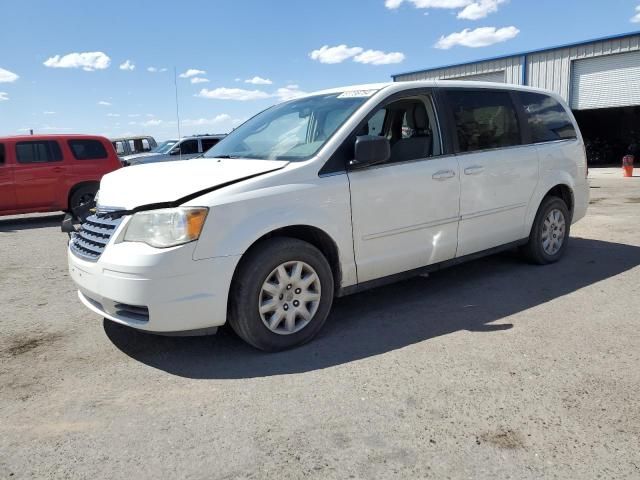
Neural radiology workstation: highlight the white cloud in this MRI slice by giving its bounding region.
[274,85,308,101]
[435,26,519,49]
[386,0,470,9]
[147,66,168,73]
[41,125,72,131]
[190,77,209,84]
[458,0,507,20]
[97,101,112,106]
[245,76,273,85]
[141,119,163,126]
[0,92,8,101]
[43,111,56,115]
[44,51,111,71]
[119,59,135,71]
[632,5,640,23]
[354,49,405,65]
[310,45,364,64]
[181,114,232,126]
[196,87,271,101]
[385,0,506,19]
[106,113,120,117]
[310,44,405,65]
[128,114,141,118]
[0,67,19,83]
[179,68,206,78]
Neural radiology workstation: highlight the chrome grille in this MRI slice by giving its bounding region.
[70,210,123,261]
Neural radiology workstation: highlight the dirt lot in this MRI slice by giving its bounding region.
[1,168,639,479]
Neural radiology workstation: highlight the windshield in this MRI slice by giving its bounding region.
[203,93,370,161]
[151,140,178,154]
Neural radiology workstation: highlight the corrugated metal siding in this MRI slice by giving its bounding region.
[571,50,640,109]
[395,34,640,108]
[448,70,506,82]
[527,35,640,102]
[395,55,523,84]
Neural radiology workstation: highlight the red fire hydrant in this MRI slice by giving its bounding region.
[622,155,634,177]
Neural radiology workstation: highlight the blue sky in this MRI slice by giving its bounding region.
[1,0,639,141]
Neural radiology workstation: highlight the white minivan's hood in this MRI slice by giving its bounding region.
[98,158,288,210]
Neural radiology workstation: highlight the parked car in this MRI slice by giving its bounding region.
[0,134,121,216]
[111,136,157,160]
[120,139,178,166]
[67,82,589,351]
[126,134,225,165]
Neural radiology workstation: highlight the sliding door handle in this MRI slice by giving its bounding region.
[432,170,456,181]
[464,165,485,175]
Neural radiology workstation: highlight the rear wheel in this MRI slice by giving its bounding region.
[69,185,98,212]
[522,196,570,265]
[229,237,334,351]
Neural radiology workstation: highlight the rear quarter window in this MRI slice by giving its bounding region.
[201,138,220,151]
[518,92,577,143]
[68,139,108,160]
[15,141,62,163]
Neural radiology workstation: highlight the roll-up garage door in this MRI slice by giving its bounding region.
[449,71,505,83]
[571,51,640,110]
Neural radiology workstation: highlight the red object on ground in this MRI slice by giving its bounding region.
[622,155,634,177]
[0,134,121,216]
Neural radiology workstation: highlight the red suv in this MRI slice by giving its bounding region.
[0,134,121,216]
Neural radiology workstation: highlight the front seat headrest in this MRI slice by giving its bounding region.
[412,103,428,131]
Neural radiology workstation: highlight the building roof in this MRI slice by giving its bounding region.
[392,30,640,79]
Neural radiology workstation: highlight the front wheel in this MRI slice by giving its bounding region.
[228,237,334,351]
[69,185,98,212]
[522,196,571,265]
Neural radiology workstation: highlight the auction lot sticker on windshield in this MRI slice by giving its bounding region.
[337,90,378,98]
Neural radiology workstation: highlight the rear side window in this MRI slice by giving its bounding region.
[201,138,220,151]
[0,144,4,164]
[518,92,577,143]
[114,141,125,154]
[447,89,521,153]
[142,138,150,151]
[179,139,199,155]
[68,140,108,160]
[16,141,62,163]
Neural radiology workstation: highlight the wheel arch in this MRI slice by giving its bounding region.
[230,224,342,295]
[67,181,100,210]
[543,184,574,216]
[525,170,576,237]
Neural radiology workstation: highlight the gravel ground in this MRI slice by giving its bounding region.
[1,168,639,479]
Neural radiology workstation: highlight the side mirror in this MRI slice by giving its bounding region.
[169,148,180,156]
[350,135,390,169]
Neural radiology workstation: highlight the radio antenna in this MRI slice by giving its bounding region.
[174,66,182,160]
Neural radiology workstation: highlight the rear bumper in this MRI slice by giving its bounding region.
[572,181,589,224]
[68,241,241,332]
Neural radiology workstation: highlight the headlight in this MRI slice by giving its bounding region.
[123,207,208,248]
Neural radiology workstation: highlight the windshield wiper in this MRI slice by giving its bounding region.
[210,155,235,159]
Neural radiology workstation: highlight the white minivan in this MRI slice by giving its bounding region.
[68,81,589,351]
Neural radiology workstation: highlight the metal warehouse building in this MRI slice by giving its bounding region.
[393,31,640,164]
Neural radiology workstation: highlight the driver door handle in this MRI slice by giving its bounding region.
[464,165,485,175]
[432,170,456,181]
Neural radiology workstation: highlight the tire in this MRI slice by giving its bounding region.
[522,196,571,265]
[228,237,334,352]
[69,185,98,212]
